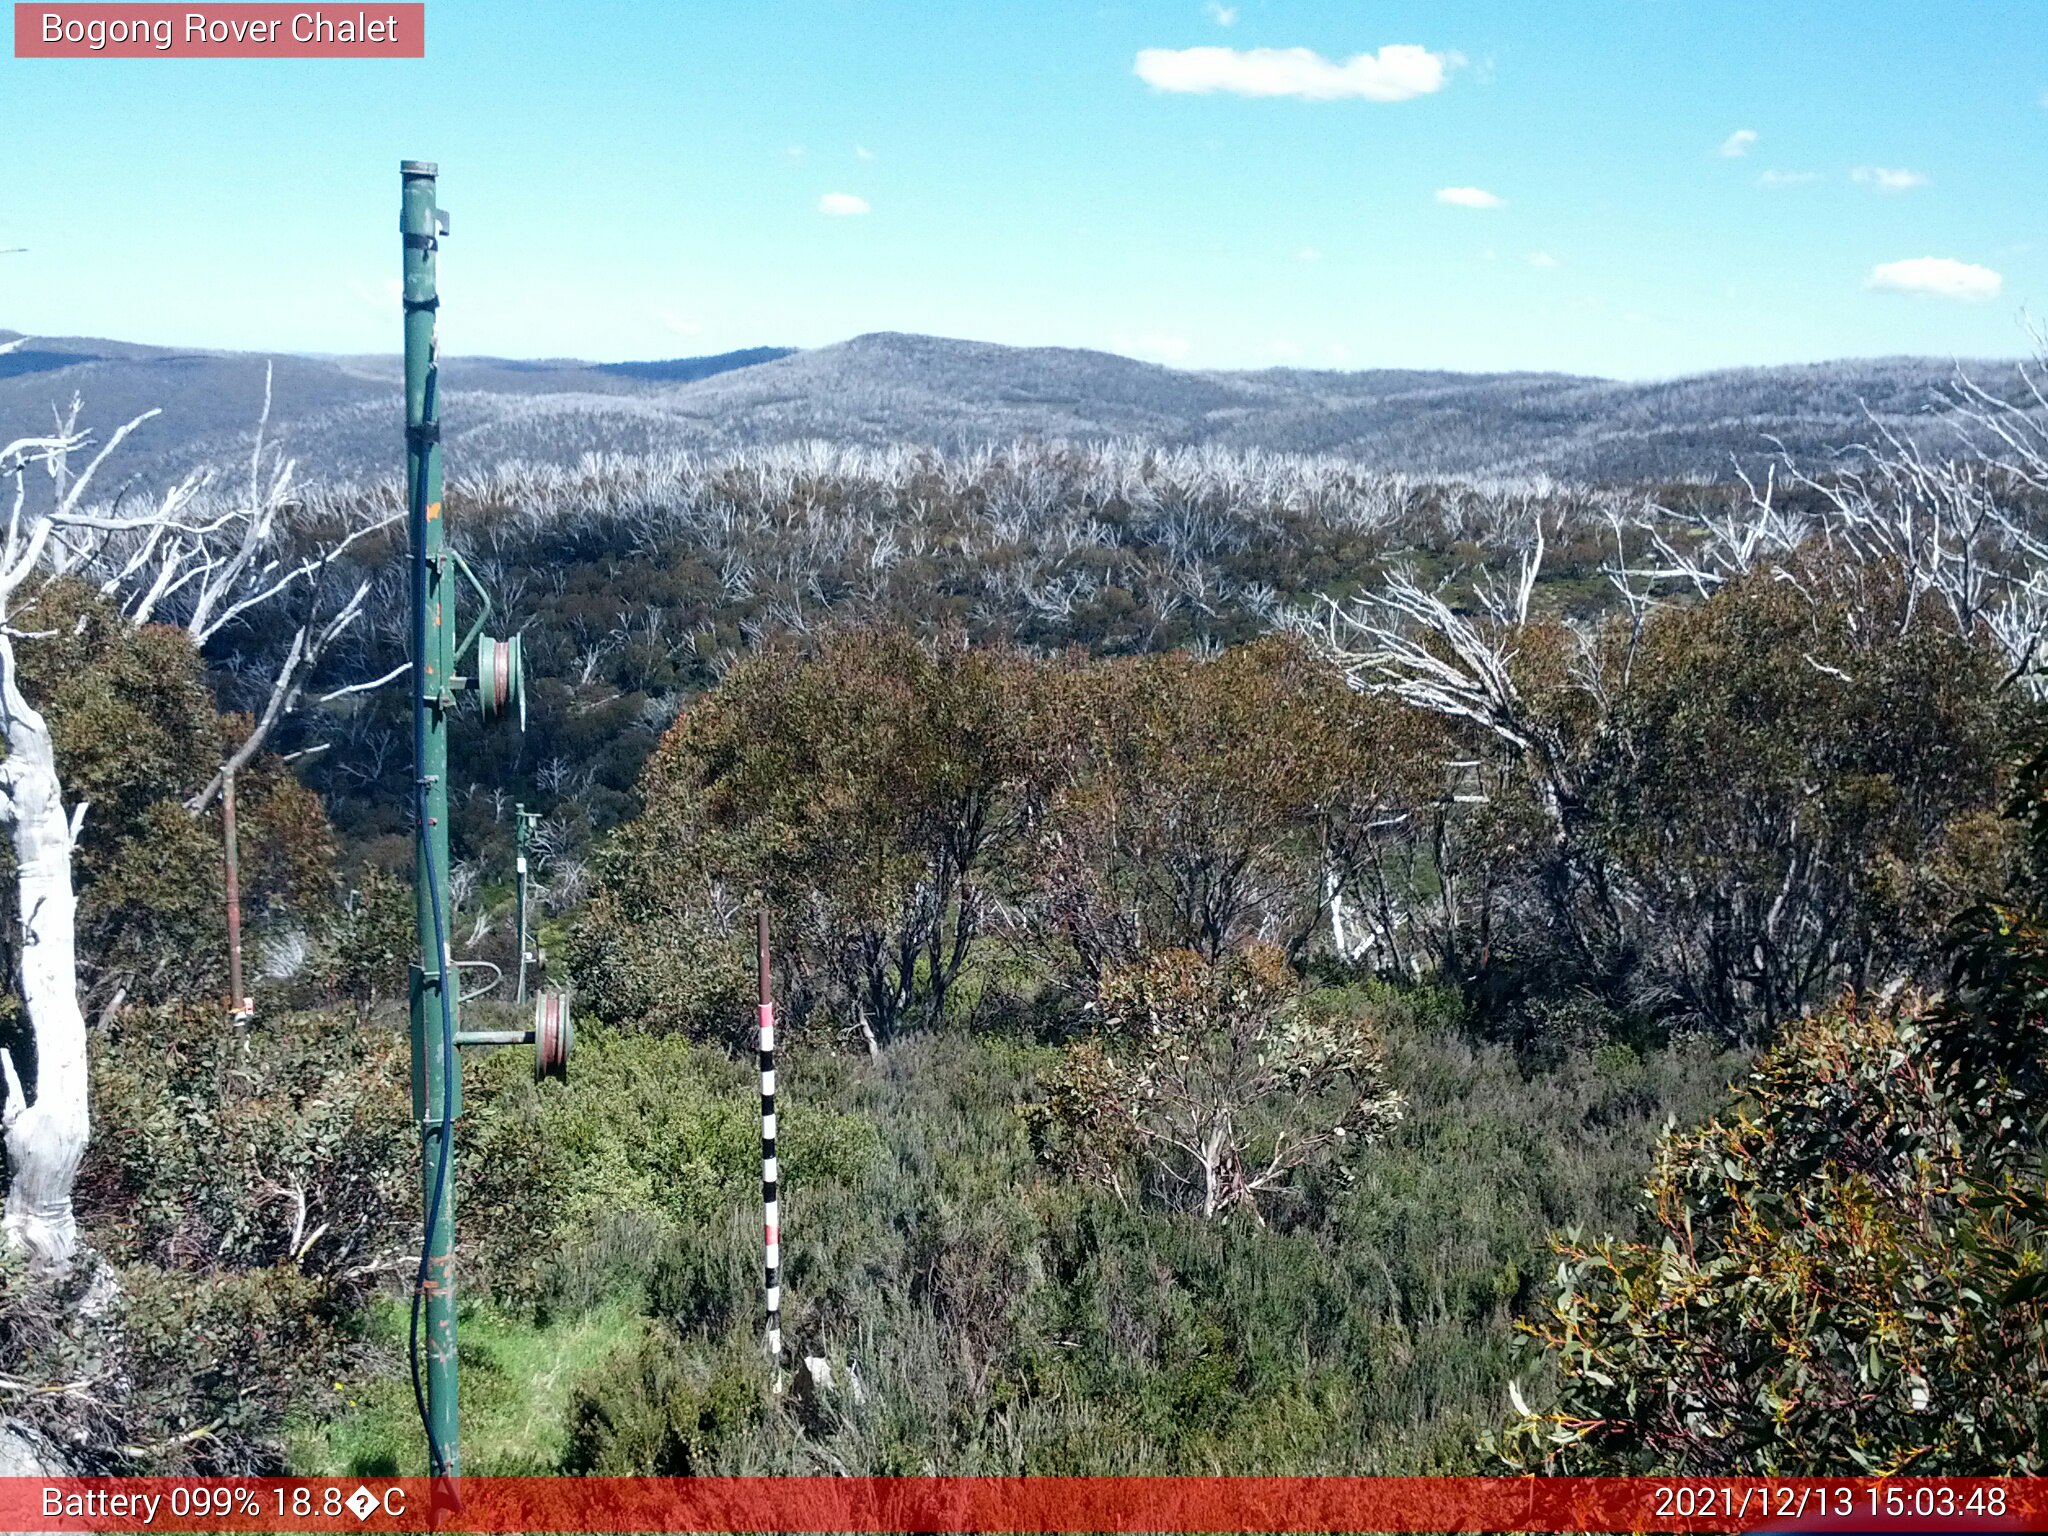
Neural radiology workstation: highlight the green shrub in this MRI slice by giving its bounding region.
[460,1028,879,1308]
[321,864,415,1021]
[116,1263,359,1471]
[1501,1000,2048,1474]
[0,1234,371,1474]
[1031,946,1403,1220]
[562,1327,764,1474]
[83,1003,411,1278]
[504,1016,1738,1476]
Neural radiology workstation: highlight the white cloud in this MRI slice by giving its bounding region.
[1113,331,1193,362]
[1719,128,1758,158]
[1436,185,1504,209]
[1267,338,1303,360]
[1295,245,1323,263]
[1867,256,2002,302]
[1852,166,1928,192]
[1757,169,1820,187]
[1133,44,1456,102]
[1206,1,1238,24]
[657,309,703,337]
[1526,250,1559,269]
[818,192,870,217]
[854,144,876,161]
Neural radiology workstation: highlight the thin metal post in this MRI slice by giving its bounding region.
[222,773,247,1018]
[403,157,460,1483]
[759,909,783,1393]
[514,804,533,1002]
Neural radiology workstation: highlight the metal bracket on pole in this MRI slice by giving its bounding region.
[448,546,493,666]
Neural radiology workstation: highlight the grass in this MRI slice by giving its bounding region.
[289,1297,645,1476]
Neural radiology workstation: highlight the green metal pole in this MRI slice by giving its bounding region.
[402,158,460,1481]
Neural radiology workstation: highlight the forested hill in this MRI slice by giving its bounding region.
[2,327,2034,487]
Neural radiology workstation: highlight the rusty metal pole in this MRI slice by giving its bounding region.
[222,773,247,1018]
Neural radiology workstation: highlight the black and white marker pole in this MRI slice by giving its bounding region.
[758,909,783,1395]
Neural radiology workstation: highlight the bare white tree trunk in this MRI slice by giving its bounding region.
[1325,861,1356,962]
[0,642,87,1268]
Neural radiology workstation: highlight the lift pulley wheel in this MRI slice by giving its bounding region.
[477,634,525,730]
[534,988,573,1082]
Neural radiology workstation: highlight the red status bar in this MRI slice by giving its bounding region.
[5,1476,2045,1533]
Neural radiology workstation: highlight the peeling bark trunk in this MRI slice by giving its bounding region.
[0,658,88,1271]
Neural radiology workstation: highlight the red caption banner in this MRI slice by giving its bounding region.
[14,3,422,56]
[2,1477,2046,1533]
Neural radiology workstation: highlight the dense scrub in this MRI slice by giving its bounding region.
[308,989,1743,1476]
[9,410,2048,1474]
[1503,736,2048,1473]
[0,1004,410,1472]
[561,997,1739,1474]
[573,579,2019,1053]
[1503,998,2048,1473]
[258,446,1674,868]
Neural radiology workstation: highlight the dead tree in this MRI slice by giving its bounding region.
[58,367,403,813]
[0,365,395,1268]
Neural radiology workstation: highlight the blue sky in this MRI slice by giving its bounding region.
[2,0,2042,377]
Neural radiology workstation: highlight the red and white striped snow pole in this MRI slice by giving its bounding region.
[758,909,783,1394]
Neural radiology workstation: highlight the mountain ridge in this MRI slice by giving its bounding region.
[1,327,2033,489]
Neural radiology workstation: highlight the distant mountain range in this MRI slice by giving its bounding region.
[1,329,2036,490]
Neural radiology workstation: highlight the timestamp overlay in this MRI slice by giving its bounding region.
[0,1477,2043,1533]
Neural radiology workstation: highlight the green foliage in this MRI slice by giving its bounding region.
[83,1002,412,1277]
[502,1011,1742,1477]
[1029,636,1433,981]
[562,1328,764,1474]
[1501,999,2048,1473]
[114,1263,359,1468]
[0,579,337,1010]
[1940,732,2048,1146]
[1571,559,2013,1038]
[1503,726,2048,1474]
[576,631,1429,1045]
[572,626,1035,1045]
[459,1028,879,1308]
[1033,946,1403,1220]
[0,1247,365,1473]
[559,896,750,1046]
[320,863,416,1020]
[47,439,2031,1477]
[0,1004,413,1473]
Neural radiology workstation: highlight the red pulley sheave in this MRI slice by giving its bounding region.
[477,634,525,730]
[533,988,572,1081]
